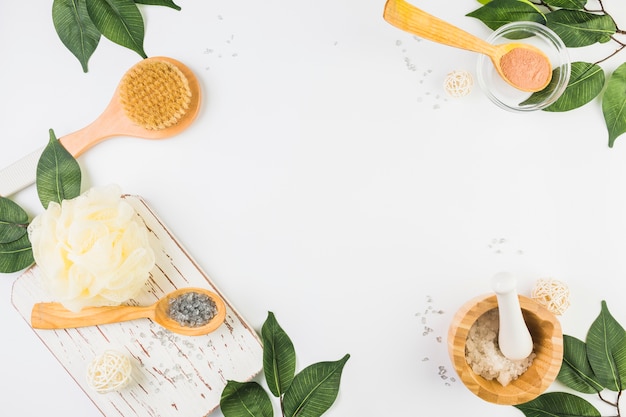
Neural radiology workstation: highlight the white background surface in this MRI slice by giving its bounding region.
[1,1,625,416]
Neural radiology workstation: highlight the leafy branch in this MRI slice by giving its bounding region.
[220,312,350,417]
[533,0,626,64]
[0,129,82,273]
[515,301,625,417]
[468,0,626,148]
[51,0,181,72]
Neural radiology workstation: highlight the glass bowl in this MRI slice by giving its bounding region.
[476,21,571,112]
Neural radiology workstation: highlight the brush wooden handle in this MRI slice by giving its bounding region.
[383,0,495,55]
[58,100,129,158]
[31,302,155,330]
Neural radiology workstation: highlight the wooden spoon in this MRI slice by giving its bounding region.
[0,56,202,197]
[30,287,226,337]
[383,0,552,92]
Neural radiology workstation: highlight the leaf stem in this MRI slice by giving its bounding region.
[598,391,617,407]
[530,0,556,12]
[597,390,622,417]
[590,0,621,32]
[594,43,626,65]
[280,394,286,417]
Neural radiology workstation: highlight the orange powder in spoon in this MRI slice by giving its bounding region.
[499,48,552,92]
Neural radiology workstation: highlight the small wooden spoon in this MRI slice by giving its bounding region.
[31,287,227,337]
[383,0,552,92]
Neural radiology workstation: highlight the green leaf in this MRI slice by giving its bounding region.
[220,381,273,417]
[466,0,546,32]
[0,233,34,273]
[557,335,604,393]
[0,197,29,244]
[36,129,82,209]
[542,0,586,9]
[603,63,626,148]
[134,0,180,11]
[585,301,626,391]
[545,10,616,47]
[52,0,101,73]
[540,62,605,112]
[283,354,350,417]
[262,311,296,397]
[86,0,147,58]
[514,391,600,417]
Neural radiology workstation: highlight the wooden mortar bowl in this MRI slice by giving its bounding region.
[447,294,563,405]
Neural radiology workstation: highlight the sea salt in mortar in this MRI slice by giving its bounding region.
[465,309,536,386]
[168,291,217,327]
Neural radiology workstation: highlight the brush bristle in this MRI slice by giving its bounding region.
[119,60,193,131]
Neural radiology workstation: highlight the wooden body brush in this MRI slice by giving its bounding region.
[0,56,201,196]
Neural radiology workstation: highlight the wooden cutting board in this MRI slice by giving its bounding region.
[11,195,263,417]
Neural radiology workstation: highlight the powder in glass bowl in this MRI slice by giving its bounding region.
[167,291,217,327]
[499,47,551,92]
[464,309,536,386]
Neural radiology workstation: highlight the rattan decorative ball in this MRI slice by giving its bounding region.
[448,294,563,405]
[444,70,473,97]
[86,350,132,393]
[531,278,570,315]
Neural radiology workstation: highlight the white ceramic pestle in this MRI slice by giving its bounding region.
[491,272,534,360]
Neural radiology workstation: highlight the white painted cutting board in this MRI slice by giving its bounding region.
[11,195,263,417]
